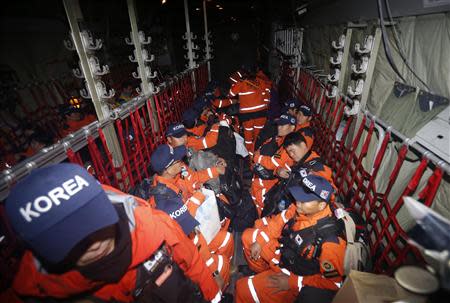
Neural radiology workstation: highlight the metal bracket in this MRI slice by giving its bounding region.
[80,30,103,50]
[95,80,115,99]
[330,50,343,65]
[355,35,374,54]
[138,31,151,44]
[64,36,76,51]
[328,68,340,83]
[73,67,84,78]
[331,34,346,50]
[88,56,110,76]
[347,79,365,97]
[351,56,369,74]
[325,85,338,99]
[344,99,360,116]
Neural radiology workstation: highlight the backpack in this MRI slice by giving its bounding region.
[334,206,372,275]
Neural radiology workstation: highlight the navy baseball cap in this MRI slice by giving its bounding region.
[151,144,187,173]
[288,175,334,203]
[284,99,300,109]
[299,105,313,116]
[275,113,297,126]
[5,163,118,264]
[192,96,210,113]
[165,123,187,138]
[182,108,199,124]
[156,197,199,235]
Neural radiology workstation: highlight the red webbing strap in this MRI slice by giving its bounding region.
[383,144,409,199]
[153,93,166,144]
[348,120,375,208]
[87,134,111,186]
[98,128,127,190]
[115,118,135,188]
[356,131,391,211]
[131,109,149,180]
[332,100,345,132]
[66,148,83,166]
[322,98,344,163]
[372,156,429,271]
[419,167,443,207]
[336,115,367,192]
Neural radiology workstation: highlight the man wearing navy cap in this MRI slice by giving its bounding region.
[295,104,315,149]
[150,144,232,289]
[282,99,301,116]
[3,163,222,303]
[251,113,297,216]
[182,108,208,137]
[237,175,346,303]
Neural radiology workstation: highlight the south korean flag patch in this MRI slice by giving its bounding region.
[294,234,303,246]
[319,190,329,200]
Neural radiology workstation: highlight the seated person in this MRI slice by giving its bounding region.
[150,145,233,286]
[236,175,346,303]
[60,105,96,137]
[2,163,222,303]
[295,105,314,149]
[251,114,297,216]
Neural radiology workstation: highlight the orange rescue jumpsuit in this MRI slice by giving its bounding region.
[251,136,294,216]
[236,205,346,303]
[295,121,314,150]
[229,78,269,155]
[7,185,221,303]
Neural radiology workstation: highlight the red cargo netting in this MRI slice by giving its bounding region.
[65,67,204,192]
[279,65,446,274]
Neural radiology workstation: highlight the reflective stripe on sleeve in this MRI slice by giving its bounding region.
[281,268,291,276]
[281,210,288,223]
[248,276,260,303]
[219,100,223,107]
[211,291,222,303]
[237,71,242,78]
[260,231,269,242]
[206,257,214,267]
[240,104,267,111]
[252,229,259,243]
[229,89,236,96]
[218,232,231,249]
[189,196,201,205]
[239,91,255,96]
[271,156,280,167]
[202,138,208,148]
[207,167,214,178]
[298,276,303,292]
[193,234,199,245]
[271,258,279,264]
[230,77,238,83]
[257,155,263,164]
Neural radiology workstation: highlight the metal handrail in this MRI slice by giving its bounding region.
[0,63,207,202]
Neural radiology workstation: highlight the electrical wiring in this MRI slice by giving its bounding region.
[384,0,431,91]
[376,0,407,83]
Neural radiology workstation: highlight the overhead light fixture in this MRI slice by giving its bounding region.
[196,7,200,11]
[161,0,167,4]
[218,7,223,10]
[216,4,220,8]
[296,4,307,16]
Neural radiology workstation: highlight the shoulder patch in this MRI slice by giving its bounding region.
[321,260,335,272]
